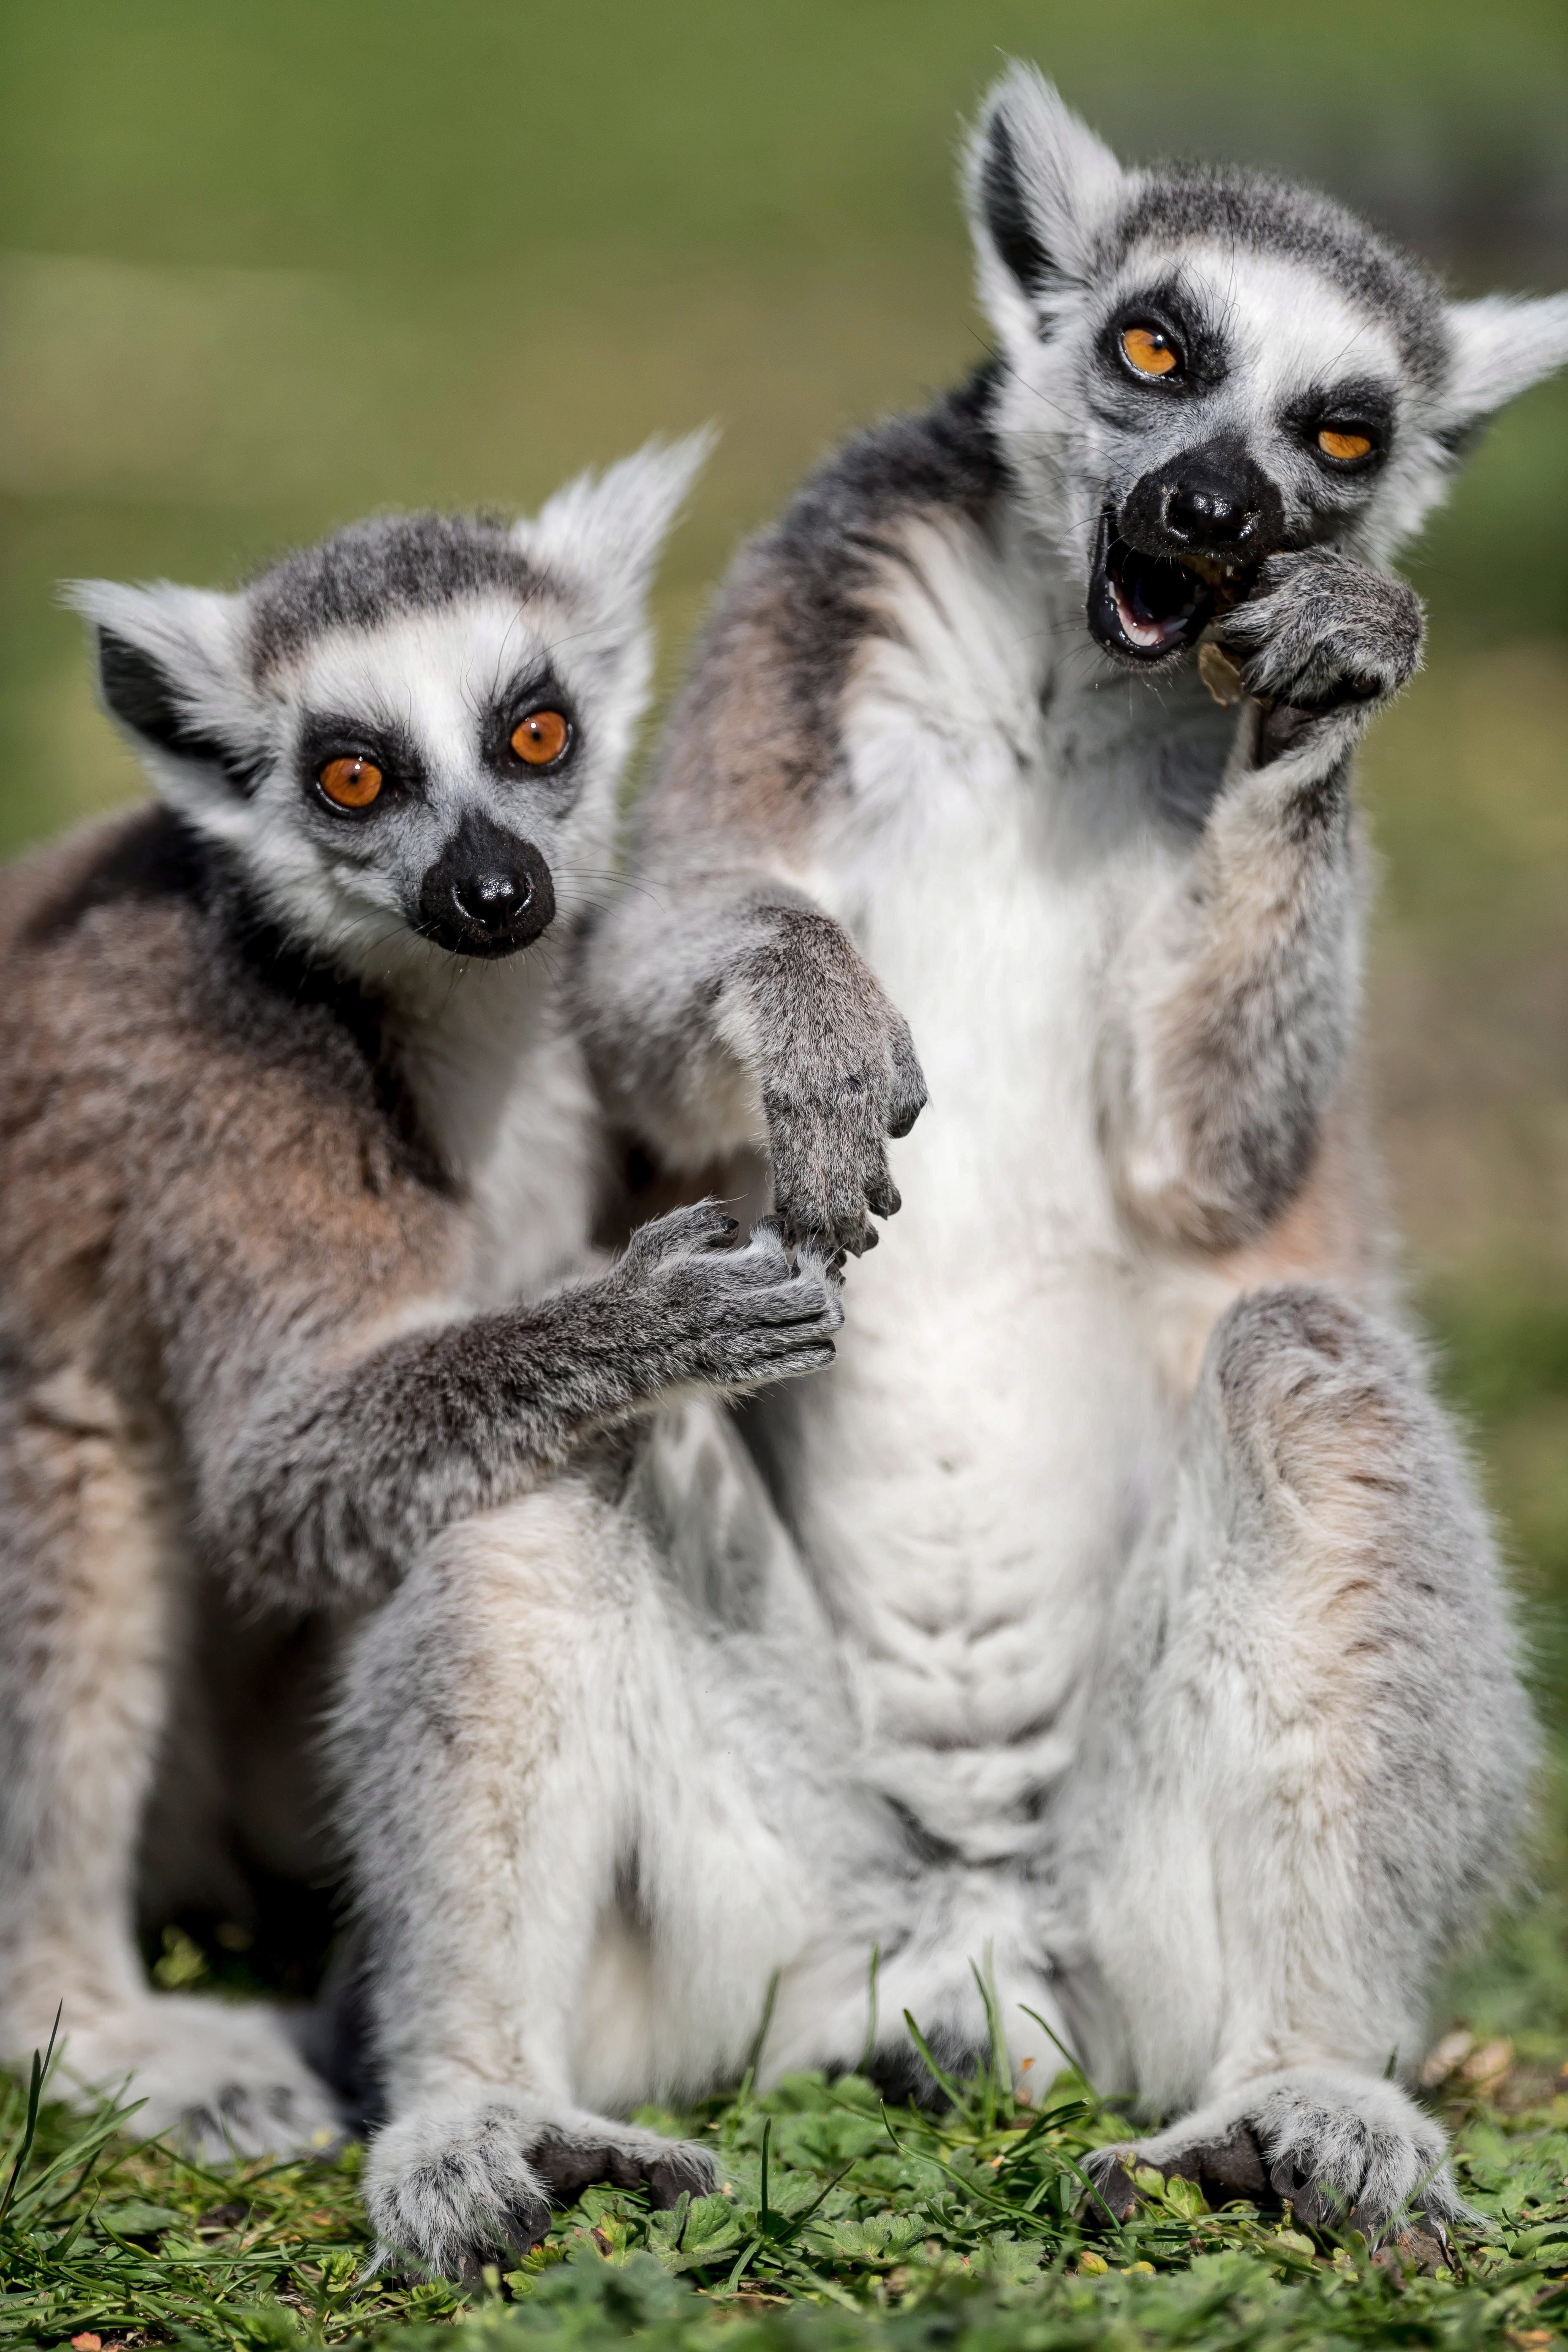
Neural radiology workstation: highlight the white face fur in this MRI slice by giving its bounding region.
[967,65,1568,668]
[69,435,709,1003]
[183,592,631,994]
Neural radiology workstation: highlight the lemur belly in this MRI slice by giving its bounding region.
[774,529,1195,1855]
[788,846,1178,1854]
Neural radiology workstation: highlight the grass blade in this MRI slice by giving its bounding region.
[738,1971,780,2104]
[856,1944,881,2077]
[969,1952,1012,2132]
[0,2004,60,2232]
[901,2010,968,2118]
[1019,2001,1097,2100]
[722,2234,762,2293]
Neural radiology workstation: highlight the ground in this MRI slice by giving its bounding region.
[5,2016,1568,2352]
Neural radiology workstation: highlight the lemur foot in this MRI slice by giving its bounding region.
[366,2095,716,2280]
[1083,2069,1466,2249]
[13,1993,344,2160]
[1220,546,1422,749]
[613,1203,844,1395]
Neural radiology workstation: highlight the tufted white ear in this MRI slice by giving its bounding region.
[1440,292,1568,438]
[63,578,265,797]
[517,430,716,621]
[964,64,1127,347]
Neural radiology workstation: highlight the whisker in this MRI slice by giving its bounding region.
[964,325,1079,428]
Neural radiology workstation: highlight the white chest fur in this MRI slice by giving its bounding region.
[766,512,1212,1856]
[391,953,602,1308]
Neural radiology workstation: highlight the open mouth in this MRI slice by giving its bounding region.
[1087,512,1253,665]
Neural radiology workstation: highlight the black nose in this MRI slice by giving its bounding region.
[1164,477,1258,546]
[1120,436,1285,566]
[416,812,556,958]
[452,866,530,934]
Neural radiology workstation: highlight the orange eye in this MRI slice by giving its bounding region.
[318,755,383,809]
[1318,427,1373,463]
[1122,325,1179,377]
[511,709,570,766]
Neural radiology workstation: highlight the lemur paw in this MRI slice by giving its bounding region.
[1220,547,1423,724]
[366,2096,716,2280]
[616,1204,844,1396]
[741,909,927,1257]
[32,1994,344,2161]
[1083,2069,1466,2249]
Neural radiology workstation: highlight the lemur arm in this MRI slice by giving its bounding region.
[1105,547,1422,1252]
[583,843,925,1259]
[581,530,928,1259]
[155,1118,838,1614]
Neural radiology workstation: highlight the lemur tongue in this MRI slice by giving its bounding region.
[1113,555,1198,651]
[1113,577,1181,652]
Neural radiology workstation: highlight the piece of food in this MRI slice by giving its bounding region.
[1198,641,1247,708]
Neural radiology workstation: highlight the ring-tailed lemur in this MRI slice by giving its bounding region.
[339,68,1568,2273]
[0,439,843,2160]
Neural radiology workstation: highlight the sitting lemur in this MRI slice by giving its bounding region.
[0,441,843,2160]
[338,69,1568,2274]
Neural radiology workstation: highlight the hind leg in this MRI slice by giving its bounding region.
[0,1390,340,2157]
[337,1419,853,2278]
[1068,1287,1532,2240]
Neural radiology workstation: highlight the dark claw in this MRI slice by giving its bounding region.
[530,2130,713,2216]
[1082,2156,1141,2225]
[1289,2179,1340,2232]
[1268,2155,1303,2202]
[451,2187,552,2282]
[1268,2151,1355,2235]
[864,1168,901,1220]
[1370,2221,1452,2276]
[539,2139,632,2197]
[648,2148,716,2208]
[1086,2121,1270,2232]
[1179,2123,1268,2198]
[504,2191,553,2256]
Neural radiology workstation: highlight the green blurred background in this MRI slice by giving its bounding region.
[2,0,1566,2043]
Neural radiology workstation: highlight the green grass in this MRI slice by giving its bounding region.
[9,2023,1568,2352]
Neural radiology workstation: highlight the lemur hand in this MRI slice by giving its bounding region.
[1219,546,1423,743]
[607,1203,844,1396]
[739,908,927,1256]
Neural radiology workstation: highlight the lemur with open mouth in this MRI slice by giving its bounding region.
[0,440,843,2161]
[341,70,1568,2273]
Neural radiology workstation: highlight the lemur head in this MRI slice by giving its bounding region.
[965,66,1568,668]
[68,436,708,988]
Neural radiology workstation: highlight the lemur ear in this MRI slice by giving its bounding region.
[63,580,265,795]
[964,65,1125,340]
[517,430,715,621]
[1439,293,1568,438]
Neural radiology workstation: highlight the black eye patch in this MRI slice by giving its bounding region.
[481,661,581,784]
[1282,377,1394,476]
[298,712,424,812]
[1097,280,1229,400]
